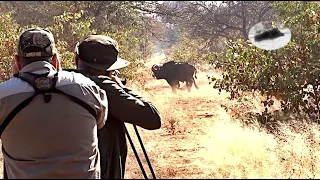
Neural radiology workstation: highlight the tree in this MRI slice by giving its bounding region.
[0,11,21,81]
[0,1,68,27]
[155,1,275,51]
[210,1,320,122]
[0,1,164,81]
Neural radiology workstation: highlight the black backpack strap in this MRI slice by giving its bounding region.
[0,72,56,137]
[60,69,99,118]
[0,92,38,137]
[17,71,97,118]
[52,88,98,119]
[15,72,58,94]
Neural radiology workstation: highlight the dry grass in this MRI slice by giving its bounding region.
[1,53,320,179]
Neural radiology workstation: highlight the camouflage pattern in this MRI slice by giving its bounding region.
[18,27,57,58]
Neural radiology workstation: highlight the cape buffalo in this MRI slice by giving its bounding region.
[254,28,284,42]
[151,61,199,93]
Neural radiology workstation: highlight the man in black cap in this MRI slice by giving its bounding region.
[0,28,108,179]
[69,35,162,179]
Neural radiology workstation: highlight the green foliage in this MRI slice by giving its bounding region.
[0,2,161,82]
[48,11,97,69]
[50,11,97,45]
[0,12,21,81]
[55,40,75,69]
[210,1,320,122]
[165,33,217,65]
[48,10,154,79]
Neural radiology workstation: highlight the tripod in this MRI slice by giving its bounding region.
[124,124,157,179]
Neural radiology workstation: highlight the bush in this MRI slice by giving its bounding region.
[0,5,157,83]
[48,11,155,80]
[0,12,21,81]
[48,11,97,69]
[210,1,320,122]
[165,33,217,67]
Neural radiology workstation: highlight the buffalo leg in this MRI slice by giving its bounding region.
[186,81,193,92]
[193,77,199,89]
[167,80,179,93]
[177,81,183,90]
[171,85,178,93]
[172,82,181,93]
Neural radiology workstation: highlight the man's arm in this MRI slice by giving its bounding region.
[92,76,161,130]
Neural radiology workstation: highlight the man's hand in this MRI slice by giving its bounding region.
[112,70,120,76]
[110,75,126,89]
[110,70,126,89]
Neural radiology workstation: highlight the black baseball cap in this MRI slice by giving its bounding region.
[75,35,130,71]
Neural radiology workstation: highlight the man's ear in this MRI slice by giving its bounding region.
[73,54,79,68]
[73,42,80,68]
[14,54,22,71]
[52,54,61,71]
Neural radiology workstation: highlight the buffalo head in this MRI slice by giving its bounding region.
[151,64,162,78]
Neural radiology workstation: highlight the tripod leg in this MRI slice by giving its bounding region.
[124,125,148,179]
[3,161,7,179]
[133,125,157,179]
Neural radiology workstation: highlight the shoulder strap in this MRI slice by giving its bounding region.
[0,71,98,137]
[51,88,98,119]
[16,72,58,93]
[0,93,38,137]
